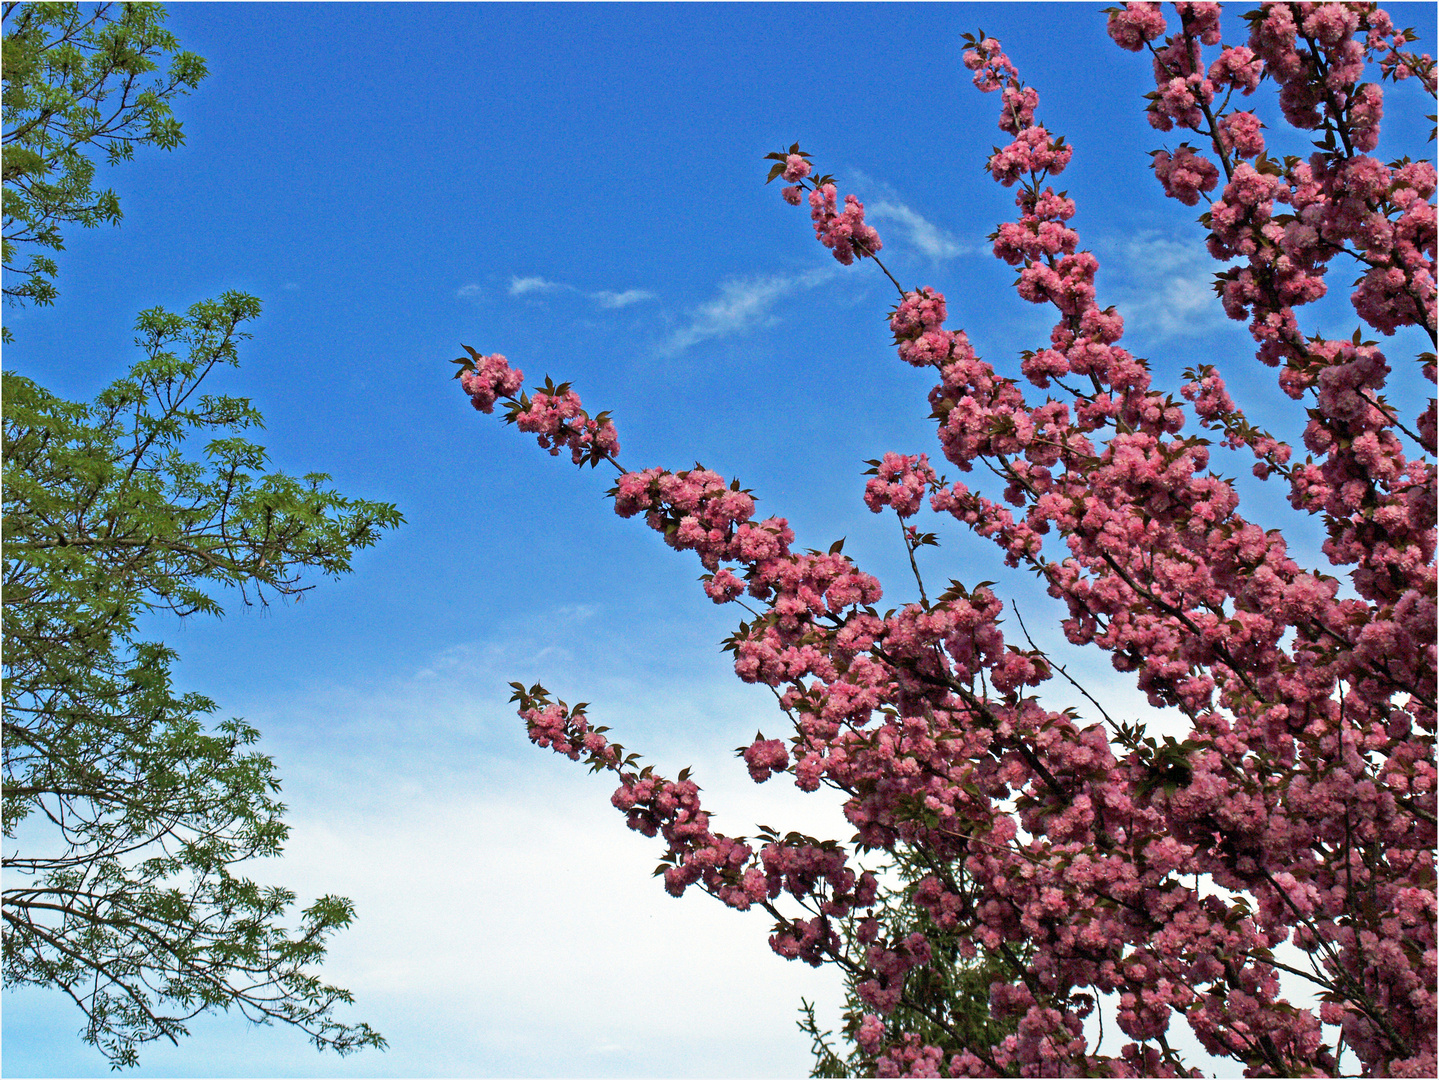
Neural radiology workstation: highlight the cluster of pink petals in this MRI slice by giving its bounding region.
[1112,0,1423,294]
[986,125,1072,186]
[876,1033,945,1078]
[809,183,882,265]
[864,452,938,518]
[963,36,1073,185]
[742,736,789,782]
[513,386,619,464]
[520,696,617,766]
[1205,124,1437,357]
[1369,13,1438,92]
[1149,71,1213,132]
[515,684,875,919]
[998,85,1039,136]
[1151,144,1219,205]
[458,351,525,413]
[961,36,1019,92]
[1130,3,1222,132]
[1107,2,1168,52]
[473,6,1436,1077]
[1244,0,1384,147]
[1217,109,1265,157]
[1207,42,1265,93]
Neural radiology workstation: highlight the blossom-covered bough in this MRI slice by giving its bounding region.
[453,3,1435,1076]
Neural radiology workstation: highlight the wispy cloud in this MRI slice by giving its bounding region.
[500,276,656,310]
[509,275,569,296]
[555,603,598,622]
[867,199,968,260]
[591,288,657,309]
[456,282,484,299]
[1099,230,1236,342]
[846,171,969,261]
[660,270,832,356]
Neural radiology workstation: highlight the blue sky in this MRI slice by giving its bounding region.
[3,3,1434,1076]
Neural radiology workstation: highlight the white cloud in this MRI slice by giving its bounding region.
[660,269,833,356]
[867,198,968,260]
[263,772,847,1076]
[590,288,657,309]
[1099,230,1238,342]
[845,170,969,261]
[508,274,569,296]
[181,629,847,1076]
[4,611,857,1075]
[455,282,484,299]
[503,276,656,310]
[555,602,598,621]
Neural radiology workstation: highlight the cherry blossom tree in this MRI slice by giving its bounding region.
[452,3,1434,1076]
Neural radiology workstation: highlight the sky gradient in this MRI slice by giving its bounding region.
[3,3,1434,1076]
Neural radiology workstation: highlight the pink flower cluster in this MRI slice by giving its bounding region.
[468,6,1436,1077]
[1367,12,1437,91]
[1151,144,1219,205]
[864,453,938,518]
[809,183,882,265]
[517,691,617,767]
[455,349,620,466]
[611,465,885,699]
[779,153,813,205]
[512,678,882,945]
[1106,2,1168,52]
[1105,2,1439,366]
[960,36,1017,95]
[1209,124,1436,356]
[1216,109,1265,157]
[742,736,789,782]
[457,348,525,413]
[962,37,1073,185]
[1110,2,1225,132]
[512,386,619,466]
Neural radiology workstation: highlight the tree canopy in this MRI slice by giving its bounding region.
[2,1,206,327]
[2,2,402,1068]
[2,292,402,1067]
[462,3,1436,1075]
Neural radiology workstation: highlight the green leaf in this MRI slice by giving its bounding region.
[1,3,210,322]
[2,286,399,1066]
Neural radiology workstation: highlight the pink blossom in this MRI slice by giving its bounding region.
[809,184,883,265]
[1107,2,1166,51]
[468,15,1438,1079]
[1208,45,1264,93]
[743,736,790,782]
[1218,110,1265,158]
[1152,144,1219,205]
[458,350,525,413]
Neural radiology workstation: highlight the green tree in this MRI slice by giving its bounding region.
[2,1,206,330]
[2,293,402,1067]
[797,848,1021,1078]
[2,2,401,1069]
